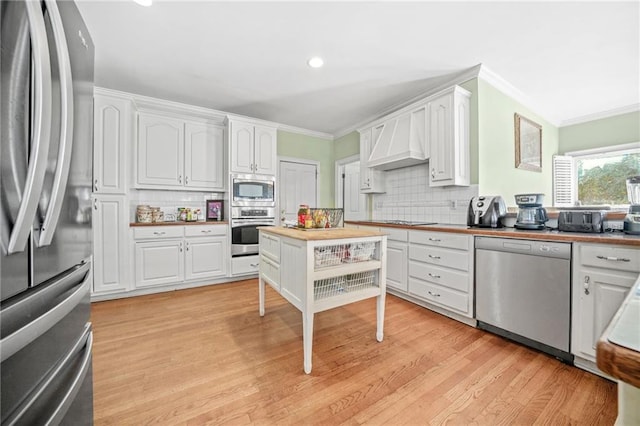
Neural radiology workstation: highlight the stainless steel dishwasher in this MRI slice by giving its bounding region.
[475,236,573,363]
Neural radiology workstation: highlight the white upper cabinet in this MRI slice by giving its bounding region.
[137,112,225,190]
[428,86,471,187]
[359,127,385,193]
[93,93,132,194]
[137,112,184,187]
[229,119,277,175]
[184,122,224,189]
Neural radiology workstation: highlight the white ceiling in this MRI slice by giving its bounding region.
[76,1,640,137]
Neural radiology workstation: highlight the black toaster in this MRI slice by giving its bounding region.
[557,211,605,233]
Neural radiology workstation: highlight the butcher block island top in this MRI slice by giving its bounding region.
[258,226,387,374]
[257,225,385,240]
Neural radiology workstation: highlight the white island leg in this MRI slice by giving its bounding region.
[376,292,385,342]
[259,275,265,317]
[303,311,314,374]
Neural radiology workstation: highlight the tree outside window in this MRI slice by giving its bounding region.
[577,153,640,206]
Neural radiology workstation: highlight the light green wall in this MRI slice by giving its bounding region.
[559,111,640,153]
[477,79,560,206]
[334,131,360,161]
[277,130,335,207]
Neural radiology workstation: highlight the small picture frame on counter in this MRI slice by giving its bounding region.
[206,200,224,221]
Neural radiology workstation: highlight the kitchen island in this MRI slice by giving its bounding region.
[258,226,387,374]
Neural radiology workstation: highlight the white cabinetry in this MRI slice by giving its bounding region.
[427,86,470,187]
[137,112,225,190]
[571,243,640,374]
[407,230,474,321]
[92,195,129,295]
[228,119,277,175]
[133,225,228,289]
[92,91,131,296]
[93,93,131,194]
[359,127,385,193]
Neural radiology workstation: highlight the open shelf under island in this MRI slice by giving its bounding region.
[257,226,388,374]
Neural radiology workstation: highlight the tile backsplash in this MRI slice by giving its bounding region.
[371,164,478,225]
[129,190,226,221]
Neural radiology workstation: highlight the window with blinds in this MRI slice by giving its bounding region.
[553,155,575,207]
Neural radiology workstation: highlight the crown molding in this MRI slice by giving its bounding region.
[94,86,332,139]
[559,103,640,127]
[476,65,560,127]
[333,64,483,139]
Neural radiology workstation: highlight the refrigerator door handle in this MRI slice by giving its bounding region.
[37,0,75,248]
[0,261,90,362]
[2,325,93,426]
[7,1,53,254]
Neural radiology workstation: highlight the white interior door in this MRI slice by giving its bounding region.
[279,160,318,224]
[342,161,368,220]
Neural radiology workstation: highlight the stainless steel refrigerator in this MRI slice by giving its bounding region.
[1,0,95,424]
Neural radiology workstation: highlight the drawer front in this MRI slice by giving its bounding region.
[133,226,183,240]
[184,224,227,237]
[409,230,470,250]
[409,244,469,271]
[579,244,640,273]
[232,256,260,276]
[408,277,469,314]
[260,255,280,291]
[380,227,408,242]
[409,261,469,292]
[260,233,281,262]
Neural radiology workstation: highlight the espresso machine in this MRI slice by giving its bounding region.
[514,193,548,230]
[624,176,640,234]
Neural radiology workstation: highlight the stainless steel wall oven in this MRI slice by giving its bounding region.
[230,207,275,257]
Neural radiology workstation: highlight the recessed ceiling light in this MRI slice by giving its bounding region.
[133,0,152,6]
[307,57,324,68]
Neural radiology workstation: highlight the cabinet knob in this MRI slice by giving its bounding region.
[186,242,189,251]
[94,179,98,192]
[179,243,183,252]
[185,176,189,185]
[94,199,98,210]
[584,275,590,295]
[178,175,182,184]
[431,168,436,178]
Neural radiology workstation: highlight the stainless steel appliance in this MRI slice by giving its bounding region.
[230,207,275,257]
[475,237,573,363]
[467,195,507,228]
[558,210,605,233]
[624,176,640,235]
[1,0,94,423]
[514,193,548,230]
[231,174,275,206]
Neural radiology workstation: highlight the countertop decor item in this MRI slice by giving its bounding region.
[515,113,542,172]
[206,200,224,221]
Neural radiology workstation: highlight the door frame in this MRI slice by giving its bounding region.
[334,154,360,208]
[277,156,320,223]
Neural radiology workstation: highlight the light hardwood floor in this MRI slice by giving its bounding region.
[91,280,617,425]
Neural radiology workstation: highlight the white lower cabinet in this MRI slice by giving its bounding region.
[407,230,474,320]
[133,225,228,289]
[92,195,129,294]
[571,243,640,374]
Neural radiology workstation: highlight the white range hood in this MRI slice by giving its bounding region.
[367,105,427,171]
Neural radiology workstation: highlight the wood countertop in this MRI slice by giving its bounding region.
[259,226,385,241]
[346,221,640,247]
[596,275,640,388]
[130,221,228,227]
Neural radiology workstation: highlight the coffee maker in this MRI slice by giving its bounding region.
[514,193,548,230]
[624,176,640,235]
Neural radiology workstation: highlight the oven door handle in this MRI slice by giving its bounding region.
[232,221,275,227]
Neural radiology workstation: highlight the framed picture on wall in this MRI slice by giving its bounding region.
[515,113,542,172]
[206,200,224,221]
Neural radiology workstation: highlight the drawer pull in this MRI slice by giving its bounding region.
[428,273,441,279]
[428,237,441,242]
[250,263,259,268]
[428,291,441,297]
[596,255,630,262]
[201,230,212,233]
[428,254,441,260]
[153,231,166,236]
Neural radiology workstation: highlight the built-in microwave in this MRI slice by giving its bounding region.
[232,174,275,206]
